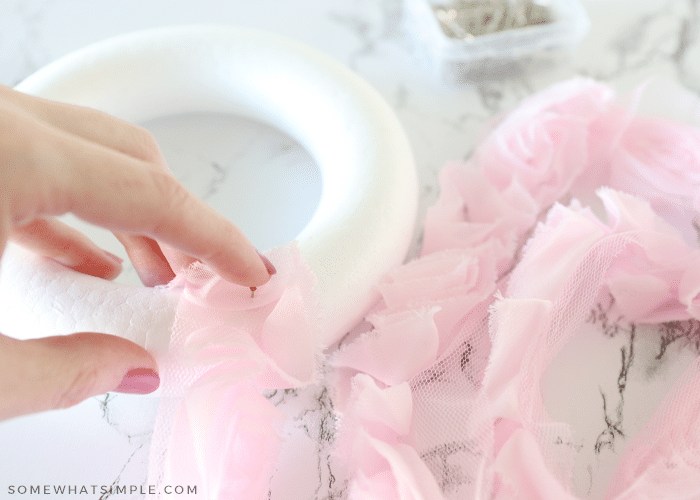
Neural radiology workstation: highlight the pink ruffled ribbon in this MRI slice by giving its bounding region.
[151,243,322,499]
[150,77,700,499]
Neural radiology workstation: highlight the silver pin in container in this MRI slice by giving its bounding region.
[433,1,553,39]
[403,0,589,85]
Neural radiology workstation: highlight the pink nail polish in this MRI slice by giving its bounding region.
[114,368,160,395]
[256,250,277,275]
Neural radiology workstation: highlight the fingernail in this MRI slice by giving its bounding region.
[104,250,124,265]
[256,250,277,276]
[114,368,160,395]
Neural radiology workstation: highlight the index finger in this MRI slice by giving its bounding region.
[26,109,273,287]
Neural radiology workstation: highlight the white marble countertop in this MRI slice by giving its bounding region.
[1,1,699,499]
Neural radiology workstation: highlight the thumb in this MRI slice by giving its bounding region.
[0,332,159,422]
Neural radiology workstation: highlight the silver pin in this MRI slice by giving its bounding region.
[433,0,552,39]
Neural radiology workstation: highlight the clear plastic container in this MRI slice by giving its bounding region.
[404,0,590,85]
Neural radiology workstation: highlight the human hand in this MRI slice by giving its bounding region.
[0,84,275,421]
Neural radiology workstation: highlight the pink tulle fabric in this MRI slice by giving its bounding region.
[151,244,322,499]
[149,77,700,499]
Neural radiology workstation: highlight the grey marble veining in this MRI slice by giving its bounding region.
[576,0,700,91]
[265,382,349,500]
[542,296,700,498]
[1,1,699,499]
[139,113,321,256]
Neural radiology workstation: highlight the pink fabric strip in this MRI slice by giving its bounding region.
[149,243,322,498]
[149,77,700,499]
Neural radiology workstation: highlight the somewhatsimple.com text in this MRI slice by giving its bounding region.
[7,484,197,495]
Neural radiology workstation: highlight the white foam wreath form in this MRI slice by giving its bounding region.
[1,25,418,349]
